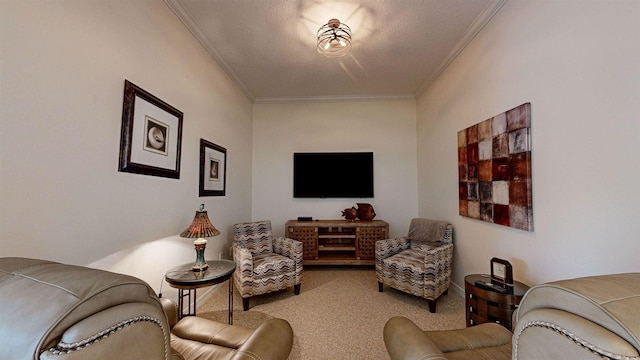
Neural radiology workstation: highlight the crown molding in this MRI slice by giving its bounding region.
[414,0,509,97]
[164,0,256,102]
[165,0,507,104]
[253,94,415,104]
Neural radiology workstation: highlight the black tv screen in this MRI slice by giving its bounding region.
[293,152,374,198]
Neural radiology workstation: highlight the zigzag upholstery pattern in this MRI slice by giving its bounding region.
[376,218,453,313]
[233,220,302,310]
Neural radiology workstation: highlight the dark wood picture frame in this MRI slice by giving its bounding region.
[118,80,183,179]
[199,139,227,196]
[490,257,514,287]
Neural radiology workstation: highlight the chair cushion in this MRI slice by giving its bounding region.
[253,253,296,278]
[441,344,512,360]
[411,243,435,254]
[425,323,512,353]
[171,316,253,349]
[383,250,425,278]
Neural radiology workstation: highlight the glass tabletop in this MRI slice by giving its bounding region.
[165,259,235,288]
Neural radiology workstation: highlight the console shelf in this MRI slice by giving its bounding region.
[285,219,389,265]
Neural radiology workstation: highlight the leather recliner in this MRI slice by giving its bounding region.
[383,273,640,360]
[161,298,293,360]
[0,257,293,360]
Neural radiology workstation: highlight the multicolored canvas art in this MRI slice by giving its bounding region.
[458,103,533,231]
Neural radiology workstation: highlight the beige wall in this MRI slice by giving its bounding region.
[417,0,640,289]
[2,0,638,302]
[252,100,419,238]
[0,0,254,298]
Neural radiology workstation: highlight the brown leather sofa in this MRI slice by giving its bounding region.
[0,257,293,360]
[384,273,640,360]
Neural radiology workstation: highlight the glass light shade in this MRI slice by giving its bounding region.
[317,19,352,58]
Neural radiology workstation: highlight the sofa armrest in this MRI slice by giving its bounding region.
[513,308,640,359]
[0,257,172,360]
[515,273,640,352]
[40,303,170,360]
[231,318,294,360]
[383,316,447,360]
[160,298,178,329]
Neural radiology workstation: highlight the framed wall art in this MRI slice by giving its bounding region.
[118,80,183,179]
[458,103,533,231]
[199,139,227,196]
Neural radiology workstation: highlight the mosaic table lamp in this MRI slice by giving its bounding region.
[180,204,220,271]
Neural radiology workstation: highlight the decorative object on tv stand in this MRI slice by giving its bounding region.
[356,203,376,221]
[317,18,352,58]
[180,204,220,271]
[341,207,358,222]
[457,103,533,231]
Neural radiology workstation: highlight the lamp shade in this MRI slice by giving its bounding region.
[181,205,219,272]
[180,208,220,239]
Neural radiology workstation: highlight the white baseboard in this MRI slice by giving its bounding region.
[450,280,465,297]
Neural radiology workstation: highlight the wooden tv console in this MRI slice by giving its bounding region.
[285,219,389,265]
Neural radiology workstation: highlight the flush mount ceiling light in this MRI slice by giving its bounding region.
[317,18,352,58]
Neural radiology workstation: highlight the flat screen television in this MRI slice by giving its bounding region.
[293,152,374,198]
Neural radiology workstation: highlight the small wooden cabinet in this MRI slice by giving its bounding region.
[465,274,529,331]
[285,219,389,265]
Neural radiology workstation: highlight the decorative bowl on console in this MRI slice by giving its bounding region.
[356,203,376,221]
[341,207,358,222]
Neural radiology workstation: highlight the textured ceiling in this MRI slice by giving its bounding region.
[164,0,507,102]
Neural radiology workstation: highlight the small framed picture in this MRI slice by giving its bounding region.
[490,257,513,287]
[199,139,226,196]
[118,80,183,179]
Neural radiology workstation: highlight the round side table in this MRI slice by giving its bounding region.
[165,259,235,324]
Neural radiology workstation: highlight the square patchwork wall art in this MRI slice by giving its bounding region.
[458,103,533,231]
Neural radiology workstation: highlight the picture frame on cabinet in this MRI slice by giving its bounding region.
[199,139,226,196]
[118,80,183,179]
[490,257,514,287]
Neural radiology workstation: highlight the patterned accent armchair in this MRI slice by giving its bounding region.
[375,218,453,313]
[233,220,303,311]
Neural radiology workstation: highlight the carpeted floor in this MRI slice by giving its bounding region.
[197,266,466,360]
